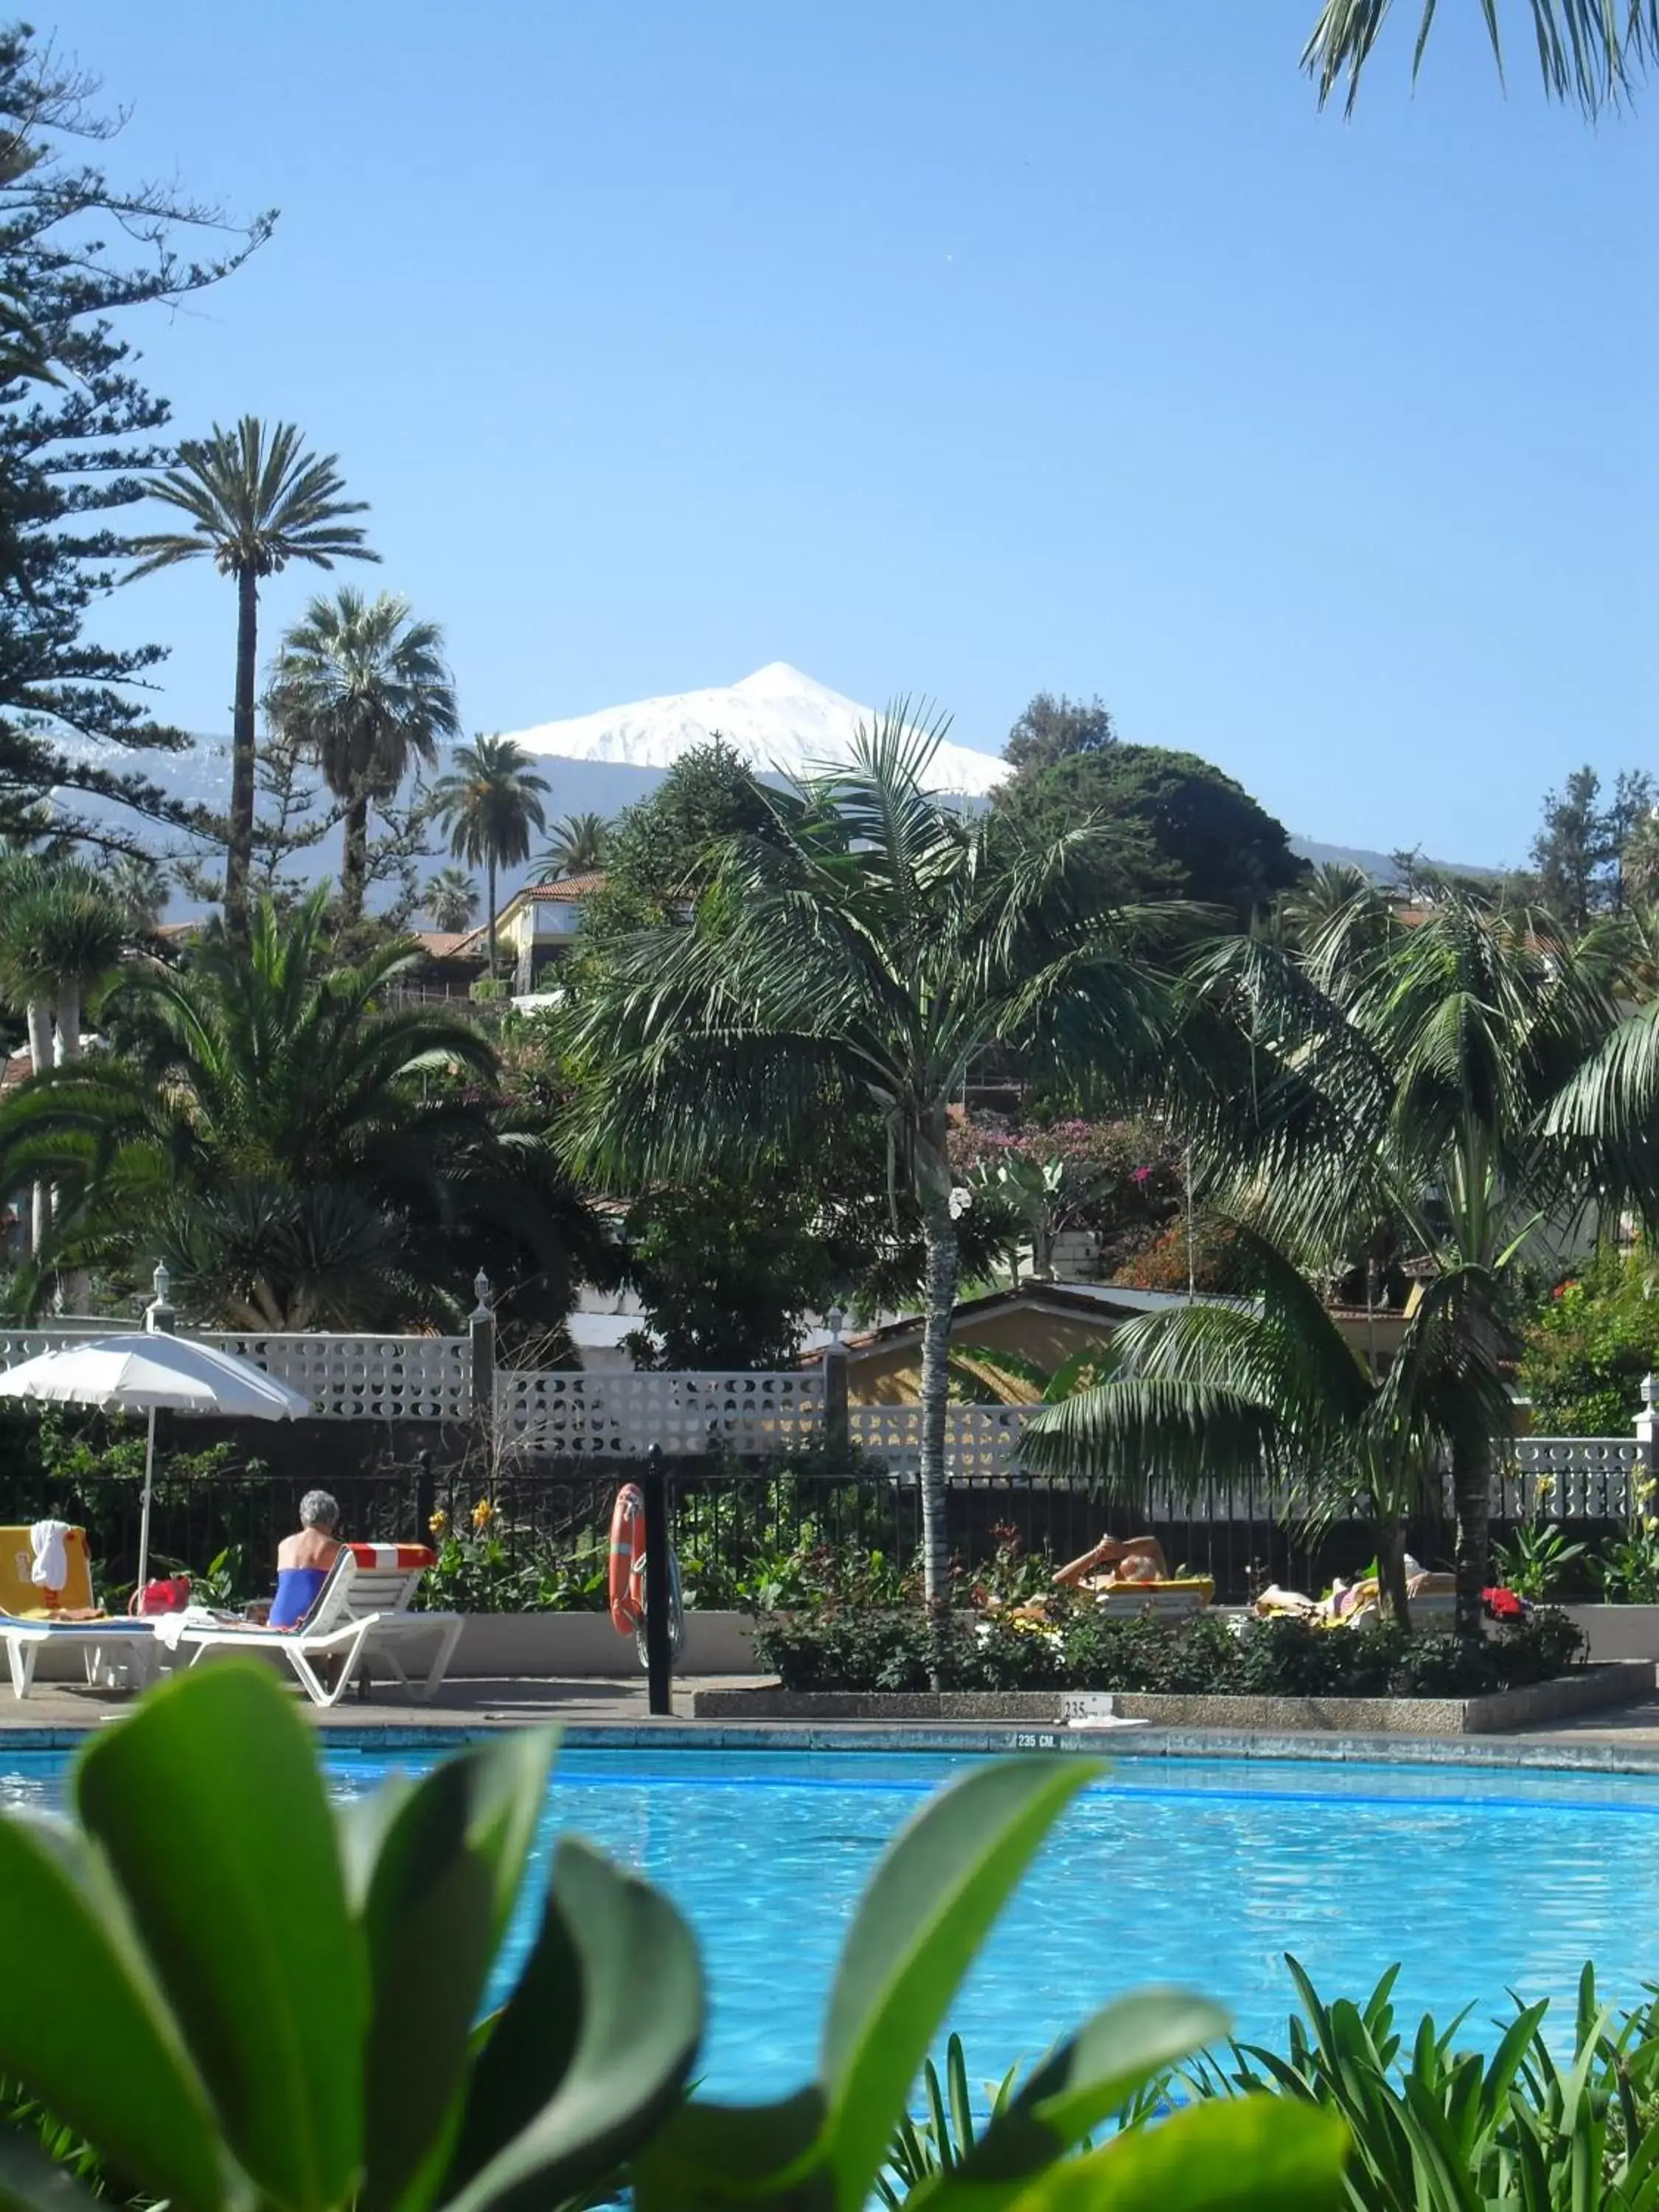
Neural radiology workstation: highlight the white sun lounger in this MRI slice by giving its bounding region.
[1,1616,162,1700]
[162,1547,463,1710]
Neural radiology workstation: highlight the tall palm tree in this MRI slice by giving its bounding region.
[265,588,459,923]
[423,866,479,933]
[431,737,550,973]
[558,708,1180,1616]
[536,812,610,882]
[128,419,378,935]
[0,892,501,1325]
[1172,889,1622,1630]
[1303,0,1659,114]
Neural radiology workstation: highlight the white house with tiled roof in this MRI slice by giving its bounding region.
[453,872,606,990]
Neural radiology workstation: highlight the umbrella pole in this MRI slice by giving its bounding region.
[136,1404,156,1596]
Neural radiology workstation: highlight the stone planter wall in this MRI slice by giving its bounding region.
[1562,1606,1659,1663]
[692,1660,1655,1736]
[446,1609,759,1678]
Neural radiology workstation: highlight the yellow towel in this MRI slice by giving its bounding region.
[0,1524,96,1617]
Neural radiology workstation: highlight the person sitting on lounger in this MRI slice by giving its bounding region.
[265,1490,344,1630]
[1052,1534,1170,1593]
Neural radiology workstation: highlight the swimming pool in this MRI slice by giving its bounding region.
[6,1744,1658,2095]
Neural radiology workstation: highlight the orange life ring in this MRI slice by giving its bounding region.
[608,1483,647,1634]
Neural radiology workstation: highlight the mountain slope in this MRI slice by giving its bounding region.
[44,662,1499,911]
[499,661,1009,796]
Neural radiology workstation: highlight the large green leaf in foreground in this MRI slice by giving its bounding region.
[0,1669,1345,2212]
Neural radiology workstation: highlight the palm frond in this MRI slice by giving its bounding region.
[1302,0,1659,115]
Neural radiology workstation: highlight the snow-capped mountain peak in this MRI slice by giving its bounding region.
[499,663,1009,796]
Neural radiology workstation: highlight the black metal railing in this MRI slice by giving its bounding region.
[6,1439,1630,1613]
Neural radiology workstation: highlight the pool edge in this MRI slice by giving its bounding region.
[7,1718,1658,1775]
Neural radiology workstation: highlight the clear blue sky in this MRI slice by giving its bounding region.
[63,1,1658,866]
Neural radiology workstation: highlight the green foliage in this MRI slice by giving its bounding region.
[755,1604,1586,1699]
[1490,1520,1588,1602]
[24,1407,270,1601]
[422,1507,610,1615]
[431,737,550,971]
[1001,691,1118,774]
[946,1114,1181,1284]
[571,738,778,950]
[619,1169,852,1369]
[1177,1955,1659,2211]
[1592,1520,1659,1604]
[614,1117,1022,1370]
[0,1666,1346,2212]
[558,707,1186,1610]
[1517,1253,1659,1436]
[535,812,610,881]
[265,586,459,925]
[0,27,271,847]
[1302,0,1659,117]
[0,894,598,1328]
[992,742,1305,925]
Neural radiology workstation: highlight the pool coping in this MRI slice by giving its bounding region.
[8,1717,1659,1775]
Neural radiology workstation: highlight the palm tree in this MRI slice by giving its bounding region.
[1023,1222,1491,1626]
[558,708,1180,1617]
[1303,0,1659,114]
[423,867,479,933]
[1278,863,1385,947]
[0,892,502,1326]
[128,419,378,934]
[536,812,610,881]
[0,855,128,1271]
[948,1343,1115,1405]
[431,737,550,973]
[1171,888,1621,1630]
[265,588,459,923]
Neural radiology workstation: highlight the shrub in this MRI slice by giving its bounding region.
[1172,1956,1659,2212]
[1517,1250,1659,1435]
[755,1605,1585,1699]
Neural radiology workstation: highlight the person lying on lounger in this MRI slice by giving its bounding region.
[1051,1534,1170,1592]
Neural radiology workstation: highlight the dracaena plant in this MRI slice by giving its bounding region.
[0,1664,1347,2212]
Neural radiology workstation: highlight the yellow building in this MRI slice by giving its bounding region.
[826,1281,1409,1405]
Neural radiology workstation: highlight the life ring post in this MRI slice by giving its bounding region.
[642,1442,673,1716]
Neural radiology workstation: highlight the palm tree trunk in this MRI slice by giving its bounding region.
[341,791,369,924]
[918,1192,961,1626]
[224,563,259,936]
[1377,1517,1411,1630]
[1451,1433,1491,1636]
[49,981,88,1308]
[24,998,48,1254]
[486,855,498,975]
[53,981,80,1066]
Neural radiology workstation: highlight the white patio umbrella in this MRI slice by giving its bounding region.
[0,1324,310,1593]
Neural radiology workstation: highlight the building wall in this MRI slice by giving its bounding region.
[847,1299,1410,1405]
[848,1306,1118,1405]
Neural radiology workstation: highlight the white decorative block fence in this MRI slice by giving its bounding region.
[849,1404,1033,1482]
[0,1326,472,1423]
[3,1324,1658,1512]
[1500,1437,1652,1519]
[498,1369,825,1459]
[200,1334,471,1422]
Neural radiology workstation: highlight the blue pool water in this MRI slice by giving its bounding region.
[6,1745,1659,2095]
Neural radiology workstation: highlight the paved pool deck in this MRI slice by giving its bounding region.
[12,1670,1659,1770]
